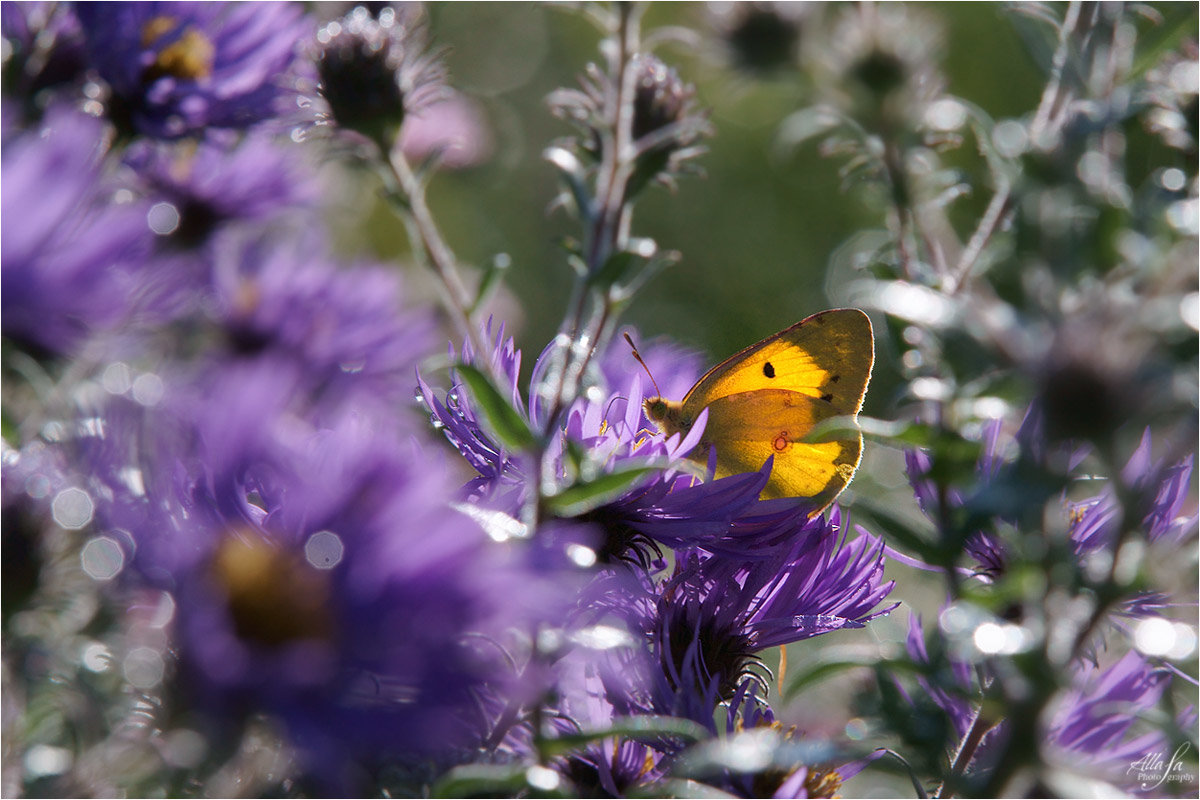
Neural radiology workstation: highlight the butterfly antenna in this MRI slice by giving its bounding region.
[624,332,662,397]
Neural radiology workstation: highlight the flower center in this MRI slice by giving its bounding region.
[141,17,214,81]
[212,533,333,648]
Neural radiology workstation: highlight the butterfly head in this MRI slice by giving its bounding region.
[643,396,689,437]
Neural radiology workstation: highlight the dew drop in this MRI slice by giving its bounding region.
[53,487,94,529]
[305,530,345,569]
[81,536,125,580]
[123,647,165,689]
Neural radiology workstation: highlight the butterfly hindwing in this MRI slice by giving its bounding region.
[697,389,863,506]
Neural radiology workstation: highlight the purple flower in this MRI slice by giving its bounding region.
[902,612,982,740]
[903,613,1194,796]
[905,417,1009,575]
[83,361,558,789]
[711,687,881,798]
[551,642,666,796]
[650,511,894,715]
[418,320,526,498]
[400,92,493,169]
[124,130,318,250]
[1,107,160,356]
[1070,428,1197,553]
[74,2,311,139]
[207,234,435,413]
[420,323,789,563]
[1042,651,1192,795]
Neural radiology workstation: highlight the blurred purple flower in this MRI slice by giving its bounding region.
[905,418,1009,575]
[1,2,87,119]
[124,130,318,250]
[1070,428,1197,553]
[399,93,493,169]
[208,234,435,413]
[902,612,982,740]
[74,1,311,139]
[904,613,1193,795]
[1043,651,1193,795]
[551,641,666,796]
[83,361,559,789]
[1,107,162,356]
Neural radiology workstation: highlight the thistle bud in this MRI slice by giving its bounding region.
[314,6,442,151]
[707,2,808,76]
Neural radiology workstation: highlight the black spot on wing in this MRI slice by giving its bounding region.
[830,374,841,383]
[763,362,776,379]
[821,393,833,403]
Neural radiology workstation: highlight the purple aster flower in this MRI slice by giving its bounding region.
[1069,428,1197,553]
[649,511,894,715]
[420,323,792,564]
[902,612,983,740]
[418,320,526,499]
[550,640,666,796]
[124,129,318,250]
[903,613,1194,796]
[0,106,163,356]
[1042,651,1195,796]
[74,2,311,139]
[207,233,435,414]
[82,361,560,790]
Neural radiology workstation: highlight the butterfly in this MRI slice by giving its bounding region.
[639,308,873,514]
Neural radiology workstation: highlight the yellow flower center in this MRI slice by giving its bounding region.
[212,533,333,647]
[141,17,215,81]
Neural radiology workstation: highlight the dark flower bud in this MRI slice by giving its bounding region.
[630,54,690,141]
[708,2,807,76]
[825,5,944,132]
[314,6,442,151]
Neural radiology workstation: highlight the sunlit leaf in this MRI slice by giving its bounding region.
[455,365,538,451]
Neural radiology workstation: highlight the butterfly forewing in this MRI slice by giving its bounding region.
[681,309,873,413]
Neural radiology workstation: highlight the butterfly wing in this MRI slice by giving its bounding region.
[681,308,873,508]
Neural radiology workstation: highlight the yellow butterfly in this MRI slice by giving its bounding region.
[641,308,873,514]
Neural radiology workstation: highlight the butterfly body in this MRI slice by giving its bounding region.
[643,308,873,513]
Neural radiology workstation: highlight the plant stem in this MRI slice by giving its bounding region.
[383,145,486,361]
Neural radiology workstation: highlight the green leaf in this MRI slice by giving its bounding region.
[588,250,638,289]
[432,763,569,799]
[784,655,920,700]
[587,238,659,290]
[544,145,593,221]
[775,105,845,153]
[470,252,511,315]
[544,465,661,517]
[1130,5,1199,80]
[455,365,538,452]
[540,715,710,757]
[854,499,945,567]
[676,729,841,779]
[628,779,738,799]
